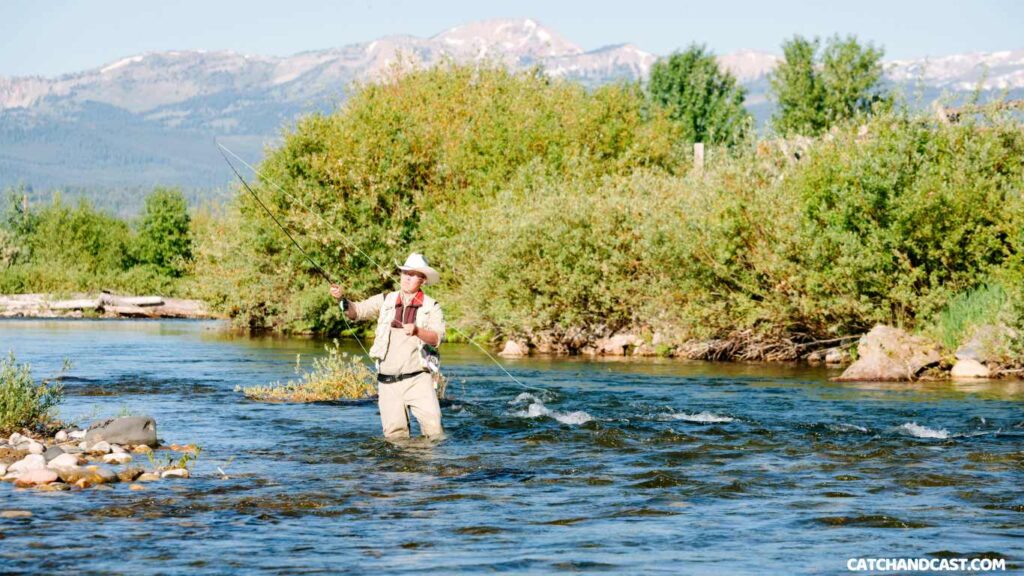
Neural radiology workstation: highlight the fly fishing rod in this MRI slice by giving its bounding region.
[218,144,374,359]
[216,141,546,394]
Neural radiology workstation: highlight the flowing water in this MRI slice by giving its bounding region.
[0,319,1022,574]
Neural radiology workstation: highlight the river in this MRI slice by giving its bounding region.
[0,319,1021,574]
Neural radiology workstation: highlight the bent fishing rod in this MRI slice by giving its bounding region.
[216,141,545,393]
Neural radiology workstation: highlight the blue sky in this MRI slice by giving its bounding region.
[2,0,1021,77]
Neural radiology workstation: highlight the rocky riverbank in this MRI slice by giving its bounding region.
[0,293,214,319]
[0,416,198,494]
[495,323,1022,381]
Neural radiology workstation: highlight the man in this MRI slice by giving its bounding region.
[329,253,446,439]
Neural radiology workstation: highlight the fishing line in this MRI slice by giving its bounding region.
[218,144,372,360]
[216,141,547,394]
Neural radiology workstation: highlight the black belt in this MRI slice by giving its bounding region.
[377,370,427,384]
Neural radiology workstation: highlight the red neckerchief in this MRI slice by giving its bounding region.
[391,291,424,328]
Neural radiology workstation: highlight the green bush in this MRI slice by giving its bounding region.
[135,187,193,277]
[0,189,195,296]
[0,352,65,435]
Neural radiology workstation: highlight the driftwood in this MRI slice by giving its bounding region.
[0,293,212,319]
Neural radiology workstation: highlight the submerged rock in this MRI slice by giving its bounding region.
[117,467,144,483]
[0,510,31,518]
[161,468,190,479]
[85,416,158,448]
[136,472,161,482]
[836,325,941,382]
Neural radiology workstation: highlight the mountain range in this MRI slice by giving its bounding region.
[1,17,1021,206]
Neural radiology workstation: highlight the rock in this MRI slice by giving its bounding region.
[92,484,113,491]
[956,324,1017,363]
[129,483,145,491]
[14,468,58,487]
[0,464,6,476]
[102,453,132,465]
[47,453,82,470]
[68,430,86,440]
[43,445,65,462]
[824,348,850,365]
[93,467,118,484]
[54,430,68,443]
[85,416,158,448]
[161,468,190,479]
[24,441,44,455]
[136,473,160,482]
[57,465,117,486]
[498,340,529,357]
[594,333,642,356]
[117,467,144,483]
[9,454,47,473]
[806,349,825,365]
[835,325,941,382]
[951,358,991,379]
[88,441,112,454]
[37,482,70,491]
[110,444,126,454]
[8,433,22,445]
[132,445,152,455]
[0,446,26,465]
[0,510,31,518]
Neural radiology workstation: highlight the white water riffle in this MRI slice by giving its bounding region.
[667,411,735,424]
[510,393,593,425]
[899,422,950,439]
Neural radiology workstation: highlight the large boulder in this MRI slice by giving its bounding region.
[835,325,941,382]
[956,324,1018,364]
[84,416,157,448]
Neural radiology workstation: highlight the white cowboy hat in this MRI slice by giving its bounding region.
[397,252,440,286]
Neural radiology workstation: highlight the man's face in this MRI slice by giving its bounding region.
[400,270,426,293]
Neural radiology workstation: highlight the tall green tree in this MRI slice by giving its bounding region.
[135,187,193,276]
[770,35,891,136]
[647,44,751,146]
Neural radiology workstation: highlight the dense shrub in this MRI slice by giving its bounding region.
[196,60,1024,354]
[196,61,684,333]
[0,352,65,435]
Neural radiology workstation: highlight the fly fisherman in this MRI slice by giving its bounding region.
[329,253,446,439]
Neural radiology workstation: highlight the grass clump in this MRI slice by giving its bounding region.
[0,351,66,435]
[928,284,1012,351]
[237,341,375,402]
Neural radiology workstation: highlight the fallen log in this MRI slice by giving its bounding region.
[49,298,102,311]
[100,294,164,307]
